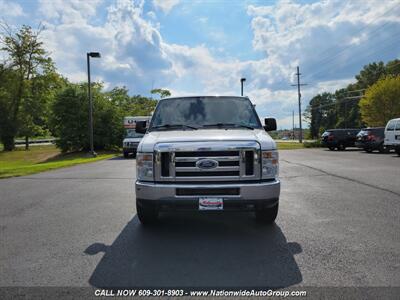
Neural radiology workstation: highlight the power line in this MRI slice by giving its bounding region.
[342,88,366,94]
[303,3,400,81]
[306,21,400,79]
[386,60,400,69]
[306,36,400,80]
[308,96,362,111]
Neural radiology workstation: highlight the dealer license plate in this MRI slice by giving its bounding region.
[199,197,223,210]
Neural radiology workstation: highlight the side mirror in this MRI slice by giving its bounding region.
[135,121,147,134]
[264,118,277,131]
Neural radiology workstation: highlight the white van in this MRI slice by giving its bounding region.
[384,117,400,156]
[134,96,280,225]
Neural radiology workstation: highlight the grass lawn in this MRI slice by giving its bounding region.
[276,141,305,150]
[0,145,118,179]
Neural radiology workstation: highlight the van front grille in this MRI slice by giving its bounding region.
[154,141,260,182]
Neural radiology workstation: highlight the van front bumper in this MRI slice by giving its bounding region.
[135,179,280,210]
[135,179,280,201]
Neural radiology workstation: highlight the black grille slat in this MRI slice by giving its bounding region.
[176,188,240,196]
[176,161,238,167]
[176,171,239,177]
[161,152,170,177]
[245,151,254,175]
[175,151,239,157]
[218,161,239,166]
[175,161,196,167]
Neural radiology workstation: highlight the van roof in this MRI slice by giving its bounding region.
[159,96,250,101]
[326,128,360,131]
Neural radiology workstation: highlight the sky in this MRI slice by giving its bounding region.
[1,0,400,129]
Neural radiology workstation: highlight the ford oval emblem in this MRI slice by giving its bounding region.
[196,159,218,169]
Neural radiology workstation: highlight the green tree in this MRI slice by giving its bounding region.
[305,59,400,133]
[51,84,89,152]
[304,92,336,138]
[355,62,386,88]
[359,76,400,127]
[0,65,19,149]
[51,83,125,152]
[151,88,171,99]
[0,24,59,150]
[106,87,157,116]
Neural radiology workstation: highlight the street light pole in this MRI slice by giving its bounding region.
[240,78,246,96]
[87,52,101,157]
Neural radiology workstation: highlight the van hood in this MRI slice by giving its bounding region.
[138,129,276,152]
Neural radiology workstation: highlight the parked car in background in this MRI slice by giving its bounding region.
[321,129,360,150]
[384,118,400,156]
[123,116,150,158]
[355,127,387,153]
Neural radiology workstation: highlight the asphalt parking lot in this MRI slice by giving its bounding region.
[1,148,399,289]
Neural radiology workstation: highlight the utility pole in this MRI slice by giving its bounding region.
[292,110,295,140]
[291,66,307,143]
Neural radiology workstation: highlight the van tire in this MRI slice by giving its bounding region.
[136,199,159,225]
[255,203,278,224]
[123,151,129,158]
[328,146,335,151]
[365,148,373,153]
[338,144,346,151]
[396,148,400,156]
[378,144,388,153]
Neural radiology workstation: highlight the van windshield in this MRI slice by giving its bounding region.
[149,97,262,131]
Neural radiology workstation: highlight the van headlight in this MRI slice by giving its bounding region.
[261,150,279,179]
[136,153,154,181]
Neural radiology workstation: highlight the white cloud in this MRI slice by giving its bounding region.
[146,11,157,20]
[247,0,400,83]
[38,0,103,23]
[8,0,398,129]
[152,0,180,14]
[38,0,175,93]
[197,17,207,23]
[0,0,24,17]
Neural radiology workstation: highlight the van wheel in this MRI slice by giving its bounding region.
[328,146,335,151]
[255,203,278,224]
[396,148,400,156]
[338,144,346,151]
[123,151,129,158]
[378,144,388,153]
[365,148,373,153]
[136,199,159,225]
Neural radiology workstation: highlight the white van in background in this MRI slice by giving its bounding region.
[384,117,400,156]
[123,116,150,158]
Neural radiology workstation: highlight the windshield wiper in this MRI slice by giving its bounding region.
[201,123,255,130]
[151,124,198,131]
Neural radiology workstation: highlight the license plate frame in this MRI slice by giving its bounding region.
[199,197,223,211]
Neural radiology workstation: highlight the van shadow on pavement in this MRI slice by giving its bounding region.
[85,213,302,289]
